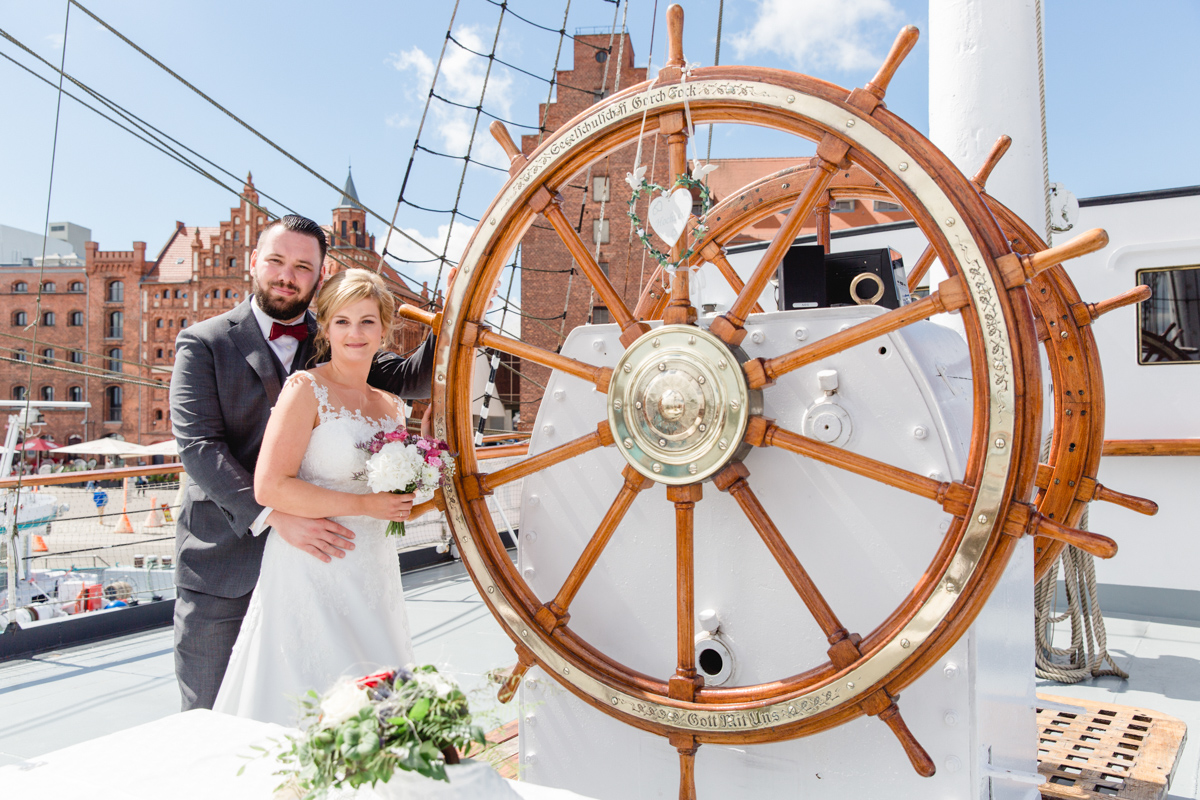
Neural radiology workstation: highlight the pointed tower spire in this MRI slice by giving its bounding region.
[337,167,363,210]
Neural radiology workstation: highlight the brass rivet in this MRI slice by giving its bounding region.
[845,119,856,128]
[698,423,707,432]
[614,400,623,410]
[945,218,956,227]
[653,338,661,348]
[487,586,495,594]
[718,439,728,451]
[659,439,667,446]
[847,681,856,689]
[994,437,1006,449]
[787,95,795,103]
[977,513,988,524]
[563,666,570,675]
[730,400,740,411]
[611,697,619,705]
[688,463,698,474]
[718,359,727,369]
[652,463,662,473]
[698,375,706,384]
[901,638,911,648]
[898,162,909,171]
[658,363,666,371]
[1060,330,1068,338]
[688,335,696,344]
[635,401,643,409]
[623,364,632,373]
[522,629,529,637]
[623,438,633,449]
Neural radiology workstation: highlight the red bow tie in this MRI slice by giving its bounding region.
[269,321,309,342]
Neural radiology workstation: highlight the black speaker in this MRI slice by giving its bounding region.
[777,245,910,311]
[778,244,827,310]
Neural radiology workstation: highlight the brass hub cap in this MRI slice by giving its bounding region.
[608,325,757,485]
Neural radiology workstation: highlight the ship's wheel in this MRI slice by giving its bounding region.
[629,143,1157,582]
[404,8,1122,797]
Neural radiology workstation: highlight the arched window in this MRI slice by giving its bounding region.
[174,290,181,299]
[69,281,83,292]
[180,318,188,329]
[229,258,236,270]
[67,434,82,445]
[40,386,54,402]
[42,311,55,326]
[108,348,123,372]
[107,280,124,302]
[225,289,233,298]
[68,385,82,402]
[168,319,173,328]
[11,386,26,400]
[106,385,122,422]
[156,318,164,328]
[40,348,53,364]
[12,281,27,293]
[69,351,83,364]
[155,409,164,421]
[68,310,83,326]
[12,310,27,326]
[233,230,240,241]
[156,348,164,359]
[168,348,174,358]
[41,281,55,293]
[107,311,123,338]
[14,349,27,362]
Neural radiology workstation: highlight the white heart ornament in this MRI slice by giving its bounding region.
[647,187,692,247]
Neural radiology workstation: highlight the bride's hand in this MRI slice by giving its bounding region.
[359,491,415,522]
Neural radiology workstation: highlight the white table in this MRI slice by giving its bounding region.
[0,709,593,800]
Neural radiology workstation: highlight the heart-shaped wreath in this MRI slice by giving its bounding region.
[626,165,715,273]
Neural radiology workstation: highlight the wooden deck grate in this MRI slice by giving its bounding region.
[1038,692,1188,799]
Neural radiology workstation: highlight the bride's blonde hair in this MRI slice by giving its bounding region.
[312,268,396,362]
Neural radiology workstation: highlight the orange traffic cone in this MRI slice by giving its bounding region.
[32,535,48,552]
[143,496,164,528]
[114,477,135,534]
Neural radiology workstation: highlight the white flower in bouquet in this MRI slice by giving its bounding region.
[319,679,371,726]
[365,442,420,494]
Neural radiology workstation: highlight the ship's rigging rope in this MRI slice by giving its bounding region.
[1033,434,1128,684]
[1034,0,1053,244]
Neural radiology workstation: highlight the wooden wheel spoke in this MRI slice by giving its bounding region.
[1003,502,1118,559]
[905,243,937,292]
[534,465,654,633]
[861,691,936,777]
[668,484,703,702]
[1034,463,1159,516]
[481,422,614,494]
[462,321,613,392]
[752,417,975,515]
[710,163,838,345]
[712,463,854,655]
[743,276,969,389]
[530,187,649,346]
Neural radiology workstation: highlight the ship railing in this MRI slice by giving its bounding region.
[0,441,531,631]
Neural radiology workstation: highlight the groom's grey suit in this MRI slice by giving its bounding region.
[170,298,433,710]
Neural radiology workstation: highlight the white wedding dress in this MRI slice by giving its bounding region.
[214,372,415,727]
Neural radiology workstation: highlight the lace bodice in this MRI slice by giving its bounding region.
[287,370,405,496]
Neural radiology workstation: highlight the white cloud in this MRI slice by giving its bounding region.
[45,33,64,50]
[377,221,476,287]
[731,0,904,72]
[387,26,513,167]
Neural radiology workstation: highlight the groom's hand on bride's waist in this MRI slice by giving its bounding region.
[267,511,355,563]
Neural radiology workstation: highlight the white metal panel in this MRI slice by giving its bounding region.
[516,311,1036,799]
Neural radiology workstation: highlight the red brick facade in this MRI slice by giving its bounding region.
[1,174,431,456]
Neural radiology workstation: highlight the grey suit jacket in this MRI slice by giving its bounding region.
[170,299,434,598]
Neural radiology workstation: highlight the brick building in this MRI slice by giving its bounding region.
[1,172,431,456]
[516,33,914,428]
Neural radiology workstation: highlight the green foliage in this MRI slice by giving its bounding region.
[272,665,487,798]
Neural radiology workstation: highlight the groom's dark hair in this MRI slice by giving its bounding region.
[258,214,328,265]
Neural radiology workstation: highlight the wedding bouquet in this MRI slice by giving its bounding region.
[358,428,455,536]
[272,666,486,797]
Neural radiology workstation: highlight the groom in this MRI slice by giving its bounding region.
[170,214,434,711]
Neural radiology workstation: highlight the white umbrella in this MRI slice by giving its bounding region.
[139,439,179,457]
[51,438,150,456]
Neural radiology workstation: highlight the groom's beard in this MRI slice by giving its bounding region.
[253,279,318,321]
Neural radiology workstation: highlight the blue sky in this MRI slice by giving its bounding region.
[1,0,1197,295]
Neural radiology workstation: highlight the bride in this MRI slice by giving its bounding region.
[214,268,422,726]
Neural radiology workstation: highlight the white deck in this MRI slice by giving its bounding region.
[0,562,1196,799]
